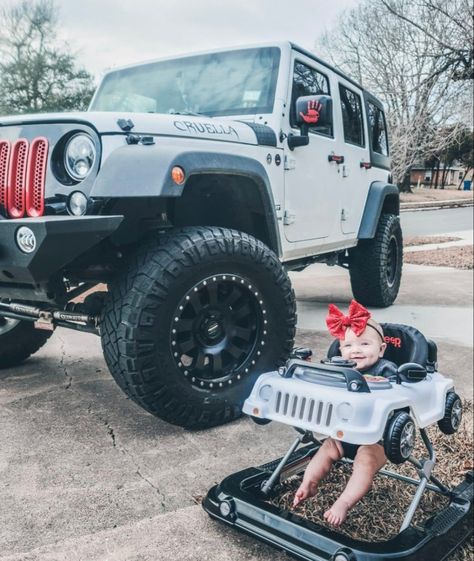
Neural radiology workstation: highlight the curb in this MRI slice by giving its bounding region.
[400,199,473,212]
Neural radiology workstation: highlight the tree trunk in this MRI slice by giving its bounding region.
[440,165,449,189]
[399,170,412,193]
[458,169,468,190]
[429,165,435,188]
[434,160,441,189]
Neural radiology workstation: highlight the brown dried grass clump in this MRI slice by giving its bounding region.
[271,401,473,559]
[404,246,473,270]
[399,188,474,203]
[404,236,462,247]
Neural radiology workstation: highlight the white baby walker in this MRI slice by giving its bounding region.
[204,324,473,561]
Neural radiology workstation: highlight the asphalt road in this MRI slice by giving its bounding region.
[401,206,473,236]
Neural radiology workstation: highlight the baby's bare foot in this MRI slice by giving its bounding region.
[292,480,319,507]
[323,498,350,527]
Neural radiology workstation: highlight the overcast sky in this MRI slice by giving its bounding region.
[41,0,359,79]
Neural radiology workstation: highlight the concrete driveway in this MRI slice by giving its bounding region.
[1,263,472,561]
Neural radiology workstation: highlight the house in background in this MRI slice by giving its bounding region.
[410,161,473,189]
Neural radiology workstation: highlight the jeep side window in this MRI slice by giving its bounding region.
[367,102,389,156]
[290,61,332,137]
[339,85,365,147]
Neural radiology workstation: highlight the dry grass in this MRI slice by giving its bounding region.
[270,401,473,559]
[404,236,462,247]
[400,188,473,203]
[404,246,473,270]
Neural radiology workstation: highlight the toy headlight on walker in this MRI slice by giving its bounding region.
[258,384,273,401]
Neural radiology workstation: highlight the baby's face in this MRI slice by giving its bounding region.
[340,327,386,371]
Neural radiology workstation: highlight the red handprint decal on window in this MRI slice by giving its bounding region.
[300,100,322,124]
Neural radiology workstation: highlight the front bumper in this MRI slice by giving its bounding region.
[0,215,123,300]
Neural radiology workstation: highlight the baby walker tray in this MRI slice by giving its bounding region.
[203,325,473,561]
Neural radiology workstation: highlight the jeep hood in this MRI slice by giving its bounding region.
[0,111,262,146]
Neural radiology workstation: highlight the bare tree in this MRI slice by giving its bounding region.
[316,0,471,191]
[0,0,95,115]
[381,0,474,82]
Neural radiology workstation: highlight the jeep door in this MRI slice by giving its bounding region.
[283,55,340,243]
[334,79,372,235]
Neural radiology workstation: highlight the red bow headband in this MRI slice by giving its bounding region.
[326,300,381,340]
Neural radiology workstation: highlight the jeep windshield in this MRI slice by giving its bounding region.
[90,47,281,117]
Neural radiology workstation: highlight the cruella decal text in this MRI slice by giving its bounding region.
[174,120,239,138]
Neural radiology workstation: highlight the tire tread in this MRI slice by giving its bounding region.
[101,227,296,429]
[349,213,403,307]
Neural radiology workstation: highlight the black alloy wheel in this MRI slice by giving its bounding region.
[171,273,265,391]
[386,233,400,289]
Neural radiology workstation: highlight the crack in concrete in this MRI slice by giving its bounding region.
[107,424,116,447]
[57,335,72,389]
[119,447,167,509]
[87,404,117,448]
[85,404,166,507]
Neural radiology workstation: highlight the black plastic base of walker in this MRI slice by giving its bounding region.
[202,444,473,561]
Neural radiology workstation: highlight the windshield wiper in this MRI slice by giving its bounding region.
[169,110,210,117]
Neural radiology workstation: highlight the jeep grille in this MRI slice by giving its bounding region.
[0,137,48,218]
[274,391,334,427]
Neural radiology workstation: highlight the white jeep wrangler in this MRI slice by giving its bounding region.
[0,42,402,429]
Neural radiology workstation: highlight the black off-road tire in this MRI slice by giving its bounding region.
[349,213,403,307]
[101,227,297,429]
[438,392,462,435]
[0,318,52,369]
[384,411,416,464]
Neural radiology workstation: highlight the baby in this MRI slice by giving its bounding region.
[293,300,397,527]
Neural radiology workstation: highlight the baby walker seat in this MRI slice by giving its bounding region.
[203,324,473,561]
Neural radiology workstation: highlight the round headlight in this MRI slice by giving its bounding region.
[258,384,273,402]
[68,191,88,216]
[337,402,353,422]
[64,134,96,181]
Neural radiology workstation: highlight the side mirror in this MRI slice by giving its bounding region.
[397,363,427,384]
[288,94,333,150]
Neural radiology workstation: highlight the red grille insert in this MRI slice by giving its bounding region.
[26,137,48,217]
[0,136,48,218]
[7,139,29,218]
[0,140,10,212]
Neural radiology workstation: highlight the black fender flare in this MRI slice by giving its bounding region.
[358,181,400,239]
[90,147,281,255]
